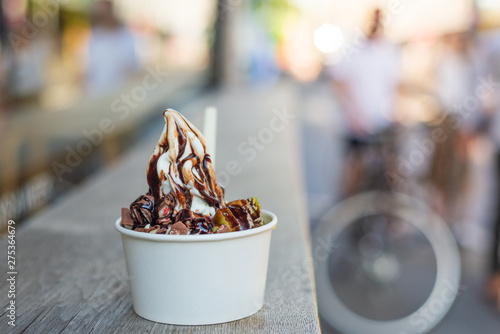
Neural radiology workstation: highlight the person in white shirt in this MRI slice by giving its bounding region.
[329,9,401,195]
[85,1,138,95]
[330,9,400,139]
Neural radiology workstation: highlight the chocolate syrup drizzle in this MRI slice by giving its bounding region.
[146,109,225,214]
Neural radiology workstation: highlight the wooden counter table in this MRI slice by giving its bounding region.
[0,83,321,333]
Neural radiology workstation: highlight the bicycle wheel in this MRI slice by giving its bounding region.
[313,191,461,334]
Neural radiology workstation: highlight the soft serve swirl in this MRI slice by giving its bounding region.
[146,109,225,217]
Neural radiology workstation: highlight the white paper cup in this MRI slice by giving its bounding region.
[115,209,277,325]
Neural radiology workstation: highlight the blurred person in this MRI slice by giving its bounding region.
[0,23,53,108]
[85,0,138,95]
[435,33,476,117]
[247,23,279,86]
[429,32,476,224]
[485,34,500,310]
[328,9,401,195]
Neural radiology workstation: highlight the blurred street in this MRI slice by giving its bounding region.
[3,0,500,333]
[298,76,500,333]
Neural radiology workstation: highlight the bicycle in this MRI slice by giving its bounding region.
[313,126,461,334]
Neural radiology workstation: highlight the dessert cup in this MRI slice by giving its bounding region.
[115,209,277,325]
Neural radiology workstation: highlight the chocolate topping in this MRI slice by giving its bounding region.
[122,109,265,235]
[228,204,253,230]
[135,225,159,233]
[174,209,192,223]
[157,217,172,226]
[169,222,189,235]
[146,109,225,212]
[130,194,155,226]
[191,218,213,234]
[156,227,168,234]
[121,208,134,228]
[157,192,176,218]
[216,225,231,233]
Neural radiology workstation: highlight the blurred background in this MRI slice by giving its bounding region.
[2,0,500,332]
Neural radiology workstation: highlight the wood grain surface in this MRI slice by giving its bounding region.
[0,83,320,333]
